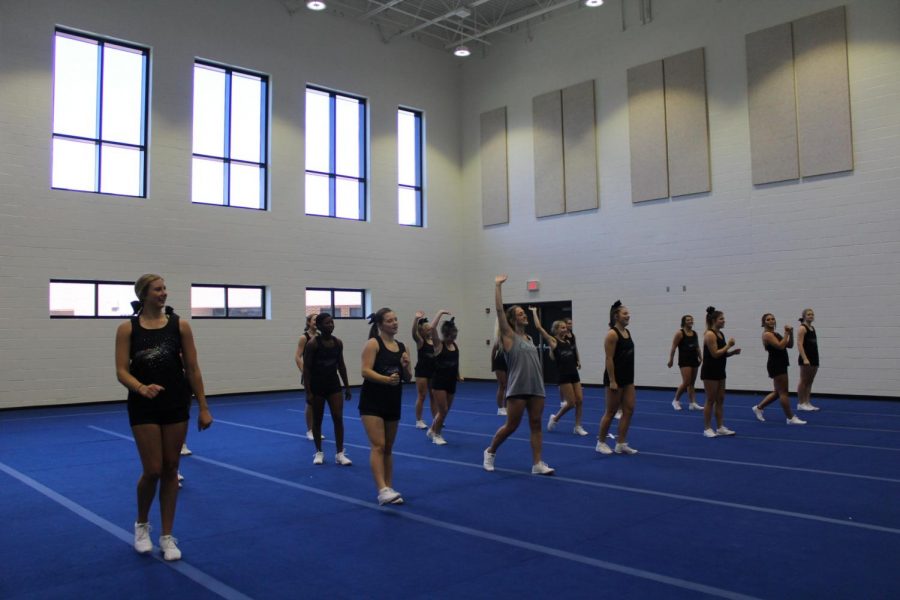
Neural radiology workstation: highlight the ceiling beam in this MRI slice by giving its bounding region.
[446,0,580,48]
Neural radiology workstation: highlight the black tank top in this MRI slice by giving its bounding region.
[415,340,436,377]
[433,344,459,377]
[309,336,342,373]
[552,339,578,376]
[604,328,635,386]
[677,329,701,366]
[765,332,789,372]
[799,324,819,365]
[128,315,189,404]
[701,331,727,380]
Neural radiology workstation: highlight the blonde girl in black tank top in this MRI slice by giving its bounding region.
[796,308,821,412]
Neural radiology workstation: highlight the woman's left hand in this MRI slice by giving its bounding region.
[197,408,213,431]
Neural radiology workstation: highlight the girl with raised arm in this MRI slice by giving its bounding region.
[411,311,436,429]
[700,307,741,438]
[667,315,704,411]
[359,308,412,505]
[483,276,554,475]
[533,309,587,436]
[115,274,213,561]
[595,301,638,455]
[303,313,354,466]
[426,310,462,445]
[796,308,821,412]
[752,314,806,425]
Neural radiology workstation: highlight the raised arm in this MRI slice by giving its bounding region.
[179,320,213,430]
[667,330,684,368]
[494,275,513,351]
[430,310,450,354]
[411,311,426,349]
[529,307,557,350]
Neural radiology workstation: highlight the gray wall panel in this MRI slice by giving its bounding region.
[562,80,599,213]
[532,91,565,217]
[664,48,711,197]
[480,107,509,226]
[793,6,853,177]
[627,60,669,203]
[746,23,800,184]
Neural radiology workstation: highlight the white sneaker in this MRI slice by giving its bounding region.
[573,425,589,436]
[547,415,558,431]
[787,415,807,425]
[531,461,555,475]
[703,428,718,438]
[716,426,736,436]
[614,409,623,420]
[426,429,434,440]
[313,451,324,465]
[672,399,682,411]
[180,444,192,456]
[595,441,613,455]
[159,535,181,561]
[483,449,496,472]
[798,403,821,412]
[177,471,183,488]
[134,522,152,554]
[689,402,704,411]
[752,405,765,422]
[415,420,427,429]
[306,430,314,440]
[560,399,566,408]
[335,451,352,466]
[497,407,507,416]
[432,433,448,445]
[614,443,638,455]
[377,487,401,505]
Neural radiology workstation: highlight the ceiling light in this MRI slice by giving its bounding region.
[584,0,604,7]
[306,0,327,10]
[453,45,471,57]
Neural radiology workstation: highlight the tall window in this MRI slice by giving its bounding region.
[51,30,149,196]
[305,87,367,220]
[398,108,423,226]
[305,288,366,319]
[192,62,268,209]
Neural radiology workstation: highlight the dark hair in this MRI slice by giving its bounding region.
[761,313,774,328]
[799,308,813,323]
[304,313,316,332]
[705,306,723,329]
[367,307,394,339]
[505,305,522,329]
[680,315,692,328]
[315,312,332,328]
[441,317,458,338]
[609,300,624,327]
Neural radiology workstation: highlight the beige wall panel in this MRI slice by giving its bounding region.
[793,6,853,177]
[664,48,711,197]
[746,23,800,184]
[480,107,510,226]
[562,80,599,213]
[532,91,565,217]
[627,60,669,203]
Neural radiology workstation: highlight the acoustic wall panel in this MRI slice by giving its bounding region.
[664,48,711,197]
[746,23,800,184]
[480,107,509,226]
[627,60,668,203]
[562,80,599,213]
[532,91,565,217]
[793,6,853,177]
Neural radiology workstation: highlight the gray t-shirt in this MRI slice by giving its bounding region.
[504,334,545,398]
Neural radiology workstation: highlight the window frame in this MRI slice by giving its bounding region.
[304,85,368,221]
[192,60,270,210]
[305,287,367,320]
[49,278,135,319]
[190,284,267,319]
[51,28,150,197]
[398,107,424,227]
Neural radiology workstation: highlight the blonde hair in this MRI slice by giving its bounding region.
[134,274,163,301]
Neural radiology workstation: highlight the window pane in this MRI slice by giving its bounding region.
[333,291,363,318]
[398,187,420,226]
[52,137,97,191]
[193,64,226,157]
[101,44,144,145]
[335,96,360,177]
[229,162,263,209]
[192,157,225,205]
[98,284,136,317]
[305,89,330,173]
[227,287,263,317]
[335,177,361,220]
[305,289,331,315]
[49,282,95,316]
[53,34,99,138]
[305,173,330,216]
[191,287,226,317]
[100,144,142,196]
[230,72,264,163]
[398,110,417,186]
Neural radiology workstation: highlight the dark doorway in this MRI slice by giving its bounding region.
[503,300,572,384]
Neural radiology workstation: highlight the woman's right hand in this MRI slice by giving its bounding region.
[727,337,736,347]
[495,275,507,285]
[387,372,401,386]
[138,383,165,399]
[415,310,425,320]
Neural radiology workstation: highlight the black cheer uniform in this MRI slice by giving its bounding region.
[126,315,191,427]
[358,337,407,422]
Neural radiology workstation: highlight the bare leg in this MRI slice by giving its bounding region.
[615,385,636,443]
[158,421,187,535]
[573,383,584,427]
[311,397,326,452]
[487,399,525,453]
[325,392,345,452]
[430,389,450,434]
[525,396,545,465]
[132,424,163,524]
[494,371,508,410]
[599,387,622,440]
